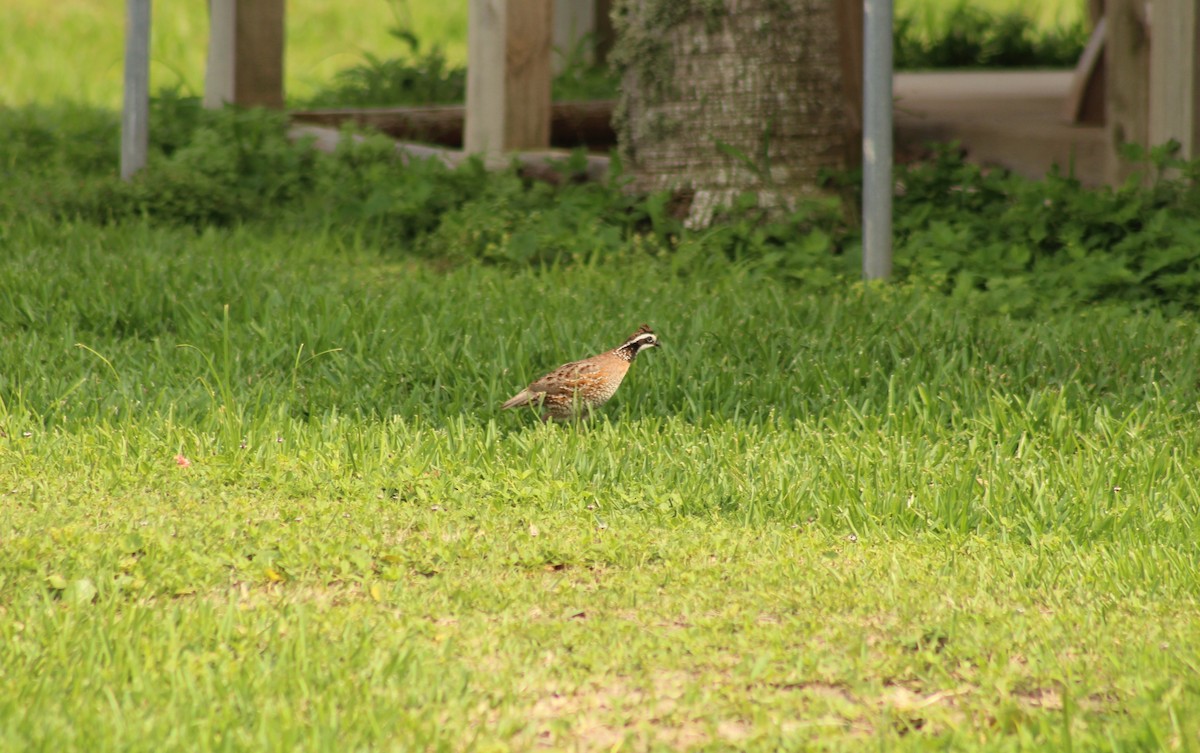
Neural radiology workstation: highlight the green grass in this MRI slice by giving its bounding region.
[0,0,466,107]
[901,0,1085,37]
[2,2,1196,747]
[2,214,1200,750]
[1,0,1087,107]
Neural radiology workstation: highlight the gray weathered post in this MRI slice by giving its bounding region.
[121,0,151,180]
[862,0,893,280]
[1149,0,1200,159]
[204,0,235,108]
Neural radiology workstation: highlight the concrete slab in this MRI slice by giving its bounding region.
[894,70,1106,186]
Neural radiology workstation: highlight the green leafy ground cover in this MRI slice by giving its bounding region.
[8,102,1200,313]
[2,98,1200,750]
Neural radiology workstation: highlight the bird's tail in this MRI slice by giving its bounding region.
[501,390,534,410]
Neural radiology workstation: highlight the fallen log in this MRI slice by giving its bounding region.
[290,100,616,149]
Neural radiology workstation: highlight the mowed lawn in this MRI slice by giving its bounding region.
[1,218,1199,751]
[1,1,1195,749]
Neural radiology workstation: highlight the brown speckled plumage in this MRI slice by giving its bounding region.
[502,325,661,421]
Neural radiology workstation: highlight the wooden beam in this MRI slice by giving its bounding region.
[465,0,554,157]
[1063,17,1106,125]
[121,0,151,180]
[1149,0,1200,158]
[204,0,285,109]
[1105,0,1150,184]
[292,100,617,149]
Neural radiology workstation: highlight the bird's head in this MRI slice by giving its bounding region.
[620,324,660,358]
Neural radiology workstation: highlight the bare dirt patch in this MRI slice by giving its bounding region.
[522,671,741,750]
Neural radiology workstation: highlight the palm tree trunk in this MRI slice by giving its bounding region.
[612,0,852,226]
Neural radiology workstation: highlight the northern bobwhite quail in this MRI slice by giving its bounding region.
[501,325,661,421]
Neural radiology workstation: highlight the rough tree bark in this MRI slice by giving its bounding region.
[612,0,851,227]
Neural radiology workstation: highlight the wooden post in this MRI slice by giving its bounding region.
[236,0,285,108]
[593,0,615,64]
[204,0,235,108]
[835,0,864,168]
[835,0,863,128]
[552,0,595,74]
[1149,0,1200,158]
[1105,0,1150,183]
[465,0,554,158]
[121,0,151,180]
[204,0,285,109]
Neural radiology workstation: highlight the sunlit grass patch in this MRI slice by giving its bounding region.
[1,206,1199,749]
[0,0,466,107]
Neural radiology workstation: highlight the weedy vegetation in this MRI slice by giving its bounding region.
[2,1,1200,751]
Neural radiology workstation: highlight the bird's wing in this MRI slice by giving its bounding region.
[527,358,603,397]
